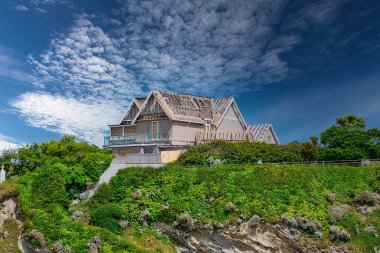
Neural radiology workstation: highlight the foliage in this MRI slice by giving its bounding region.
[31,163,69,209]
[1,135,112,177]
[4,136,172,252]
[0,177,18,201]
[81,152,114,180]
[0,218,22,253]
[96,164,379,224]
[301,136,319,161]
[90,204,128,233]
[336,114,366,130]
[175,141,303,165]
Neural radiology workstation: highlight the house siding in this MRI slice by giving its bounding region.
[171,121,204,145]
[216,105,245,133]
[263,128,277,144]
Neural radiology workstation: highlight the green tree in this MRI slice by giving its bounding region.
[336,114,365,130]
[319,114,380,160]
[301,137,319,161]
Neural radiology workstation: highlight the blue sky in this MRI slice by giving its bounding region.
[0,0,379,149]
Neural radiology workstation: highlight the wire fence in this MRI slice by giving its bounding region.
[170,159,380,169]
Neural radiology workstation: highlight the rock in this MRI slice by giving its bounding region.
[154,220,305,253]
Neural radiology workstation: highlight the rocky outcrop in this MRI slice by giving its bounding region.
[154,220,306,253]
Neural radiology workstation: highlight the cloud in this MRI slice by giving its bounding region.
[0,134,22,153]
[12,1,349,145]
[28,16,143,103]
[10,92,124,145]
[13,5,29,11]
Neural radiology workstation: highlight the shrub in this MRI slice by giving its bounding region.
[354,191,376,206]
[132,189,143,200]
[248,215,261,228]
[326,193,336,204]
[176,213,195,231]
[90,204,128,233]
[225,202,235,212]
[31,164,69,209]
[26,229,46,247]
[176,141,303,165]
[81,153,113,180]
[328,205,349,223]
[329,226,351,242]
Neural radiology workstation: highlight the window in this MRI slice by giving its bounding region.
[204,121,211,132]
[148,121,160,139]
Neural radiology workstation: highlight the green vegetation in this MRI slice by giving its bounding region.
[0,136,175,253]
[318,114,380,160]
[0,114,379,252]
[176,140,303,165]
[89,164,379,252]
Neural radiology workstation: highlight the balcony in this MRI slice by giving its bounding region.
[104,133,170,147]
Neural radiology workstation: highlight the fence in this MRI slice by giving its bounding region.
[113,154,162,164]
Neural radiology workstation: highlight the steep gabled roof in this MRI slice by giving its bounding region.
[120,98,146,125]
[247,124,280,144]
[134,98,146,108]
[132,89,243,125]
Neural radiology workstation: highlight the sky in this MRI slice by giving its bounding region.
[0,0,379,150]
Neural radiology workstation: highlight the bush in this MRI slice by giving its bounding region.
[353,191,376,206]
[31,164,69,209]
[329,226,351,242]
[90,204,128,233]
[225,202,235,212]
[81,153,113,180]
[176,213,195,231]
[176,141,303,165]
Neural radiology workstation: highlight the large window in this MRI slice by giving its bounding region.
[148,121,160,139]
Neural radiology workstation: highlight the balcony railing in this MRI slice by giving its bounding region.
[104,133,170,146]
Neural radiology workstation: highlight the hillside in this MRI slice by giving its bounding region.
[89,164,380,252]
[0,137,379,252]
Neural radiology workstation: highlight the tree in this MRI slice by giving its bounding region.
[319,114,380,160]
[336,114,365,130]
[302,137,319,161]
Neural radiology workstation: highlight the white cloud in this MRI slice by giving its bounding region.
[28,16,143,103]
[0,134,22,153]
[14,5,29,11]
[11,1,348,145]
[11,92,124,145]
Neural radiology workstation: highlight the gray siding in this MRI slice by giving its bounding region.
[216,105,245,133]
[263,128,278,144]
[171,121,204,145]
[135,119,172,135]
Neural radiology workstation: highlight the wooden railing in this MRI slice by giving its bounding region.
[195,132,254,144]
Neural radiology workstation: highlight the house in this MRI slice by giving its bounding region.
[103,89,279,163]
